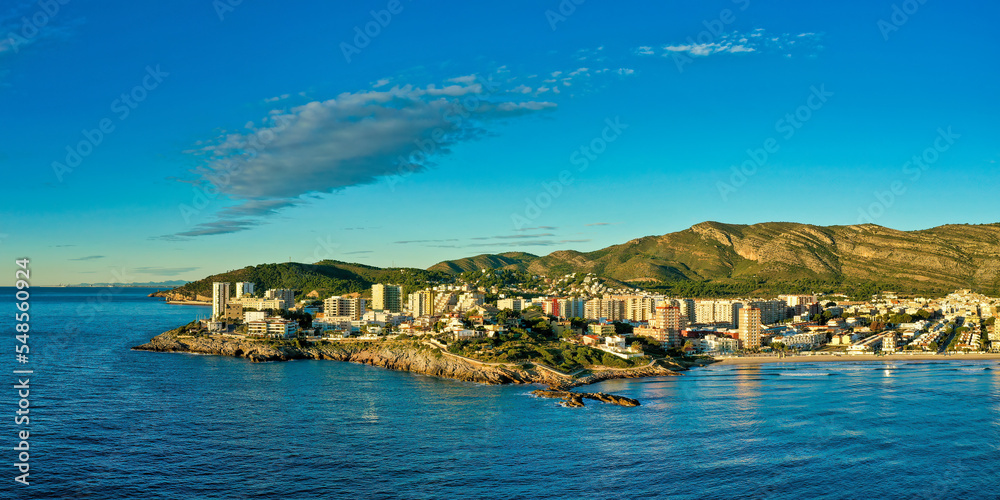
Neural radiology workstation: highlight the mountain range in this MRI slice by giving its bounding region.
[155,222,1000,301]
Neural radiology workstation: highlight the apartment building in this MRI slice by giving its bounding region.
[324,296,367,320]
[372,284,403,313]
[738,307,762,349]
[407,291,436,317]
[235,282,255,299]
[212,282,230,321]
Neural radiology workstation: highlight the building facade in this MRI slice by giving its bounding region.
[738,307,762,350]
[212,282,230,321]
[372,284,403,313]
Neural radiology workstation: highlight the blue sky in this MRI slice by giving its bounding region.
[2,0,998,285]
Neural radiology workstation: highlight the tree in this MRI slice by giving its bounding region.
[928,341,939,352]
[613,322,634,335]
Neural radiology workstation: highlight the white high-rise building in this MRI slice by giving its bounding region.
[235,282,255,299]
[212,282,230,321]
[324,296,366,320]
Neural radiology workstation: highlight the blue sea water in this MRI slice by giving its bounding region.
[2,287,999,499]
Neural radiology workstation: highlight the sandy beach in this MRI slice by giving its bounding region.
[714,353,1000,365]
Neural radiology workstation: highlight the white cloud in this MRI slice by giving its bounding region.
[263,93,290,103]
[639,30,821,59]
[446,74,478,84]
[373,78,391,88]
[172,78,557,238]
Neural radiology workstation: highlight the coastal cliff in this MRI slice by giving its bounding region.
[134,328,695,406]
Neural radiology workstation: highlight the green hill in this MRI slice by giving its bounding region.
[159,222,1000,301]
[152,260,453,301]
[427,252,539,274]
[430,222,1000,297]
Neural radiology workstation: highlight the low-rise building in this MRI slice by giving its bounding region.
[247,318,298,339]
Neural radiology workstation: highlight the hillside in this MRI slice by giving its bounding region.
[150,261,453,302]
[430,222,1000,297]
[427,252,539,274]
[157,222,1000,301]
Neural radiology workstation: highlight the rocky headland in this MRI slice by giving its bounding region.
[134,327,707,407]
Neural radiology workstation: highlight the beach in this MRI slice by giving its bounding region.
[715,353,1000,365]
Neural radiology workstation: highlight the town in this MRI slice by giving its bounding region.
[190,272,1000,362]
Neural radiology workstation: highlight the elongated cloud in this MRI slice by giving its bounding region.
[169,77,556,238]
[639,29,822,58]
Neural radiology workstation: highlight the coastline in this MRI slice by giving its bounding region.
[714,353,1000,365]
[164,300,212,306]
[133,328,705,407]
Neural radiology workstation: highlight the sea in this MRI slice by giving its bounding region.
[2,287,999,499]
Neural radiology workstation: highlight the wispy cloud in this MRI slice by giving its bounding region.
[69,255,105,261]
[638,29,823,59]
[170,220,258,238]
[168,74,557,239]
[395,239,461,244]
[0,5,82,59]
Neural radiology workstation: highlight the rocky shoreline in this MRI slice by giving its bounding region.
[134,328,707,407]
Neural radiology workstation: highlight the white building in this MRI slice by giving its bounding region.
[496,297,525,312]
[264,289,295,306]
[244,311,266,323]
[212,282,230,321]
[235,282,255,299]
[324,296,366,320]
[247,318,298,339]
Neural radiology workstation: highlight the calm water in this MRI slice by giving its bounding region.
[3,287,999,499]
